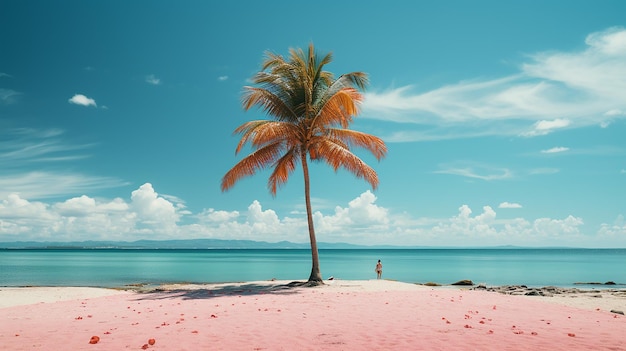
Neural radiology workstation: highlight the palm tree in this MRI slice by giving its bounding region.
[221,44,387,285]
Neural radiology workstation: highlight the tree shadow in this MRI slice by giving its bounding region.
[133,280,319,302]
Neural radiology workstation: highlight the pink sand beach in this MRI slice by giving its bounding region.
[1,280,625,350]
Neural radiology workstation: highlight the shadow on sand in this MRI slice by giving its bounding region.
[132,280,320,302]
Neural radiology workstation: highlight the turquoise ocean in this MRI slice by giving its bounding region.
[1,248,625,288]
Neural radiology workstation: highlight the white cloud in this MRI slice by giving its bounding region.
[145,74,161,85]
[346,190,389,223]
[0,188,621,247]
[54,195,129,217]
[363,27,626,141]
[522,119,571,137]
[198,208,239,222]
[68,94,97,107]
[0,171,127,200]
[218,76,228,81]
[0,184,184,241]
[523,27,626,96]
[605,109,624,116]
[435,163,513,181]
[424,205,499,243]
[419,205,586,246]
[532,216,584,236]
[1,194,51,219]
[499,202,522,209]
[247,200,280,227]
[0,128,127,199]
[54,195,98,216]
[0,128,89,165]
[314,190,389,238]
[597,218,626,238]
[541,146,569,154]
[130,183,180,227]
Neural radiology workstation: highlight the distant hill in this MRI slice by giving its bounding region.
[0,240,579,250]
[0,239,384,250]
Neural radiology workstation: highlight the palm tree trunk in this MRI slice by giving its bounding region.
[301,152,323,284]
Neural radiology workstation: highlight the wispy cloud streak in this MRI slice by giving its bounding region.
[0,128,127,199]
[363,27,626,141]
[0,89,21,104]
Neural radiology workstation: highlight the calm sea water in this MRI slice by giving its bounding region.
[1,248,624,288]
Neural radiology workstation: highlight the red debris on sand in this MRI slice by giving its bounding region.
[89,336,100,344]
[141,343,149,349]
[148,338,156,345]
[568,333,576,337]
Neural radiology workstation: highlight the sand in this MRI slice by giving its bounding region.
[1,280,625,350]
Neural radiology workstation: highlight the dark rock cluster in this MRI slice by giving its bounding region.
[471,285,586,297]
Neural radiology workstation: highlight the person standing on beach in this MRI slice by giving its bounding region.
[375,260,383,279]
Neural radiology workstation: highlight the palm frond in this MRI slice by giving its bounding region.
[267,148,299,195]
[221,141,285,192]
[325,129,387,160]
[233,121,302,154]
[337,72,369,91]
[252,122,298,149]
[313,88,362,129]
[233,120,270,154]
[260,51,286,71]
[311,138,380,189]
[242,87,297,121]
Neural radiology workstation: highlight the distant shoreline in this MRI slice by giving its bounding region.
[3,280,625,291]
[2,240,624,250]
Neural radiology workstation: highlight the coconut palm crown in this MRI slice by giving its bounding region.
[221,44,387,284]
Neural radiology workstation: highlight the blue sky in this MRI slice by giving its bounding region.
[1,1,625,247]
